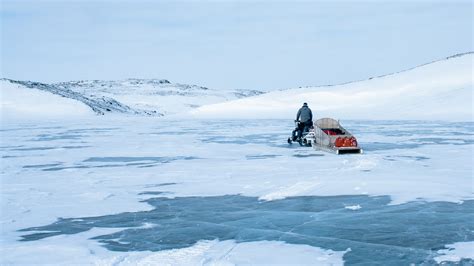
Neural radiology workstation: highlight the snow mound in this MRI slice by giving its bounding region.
[192,52,473,121]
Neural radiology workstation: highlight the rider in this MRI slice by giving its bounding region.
[295,102,313,139]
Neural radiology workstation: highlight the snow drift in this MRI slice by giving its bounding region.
[192,52,473,121]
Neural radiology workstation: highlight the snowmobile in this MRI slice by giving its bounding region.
[288,118,362,154]
[287,121,312,147]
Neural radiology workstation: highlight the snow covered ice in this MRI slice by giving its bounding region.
[1,118,473,265]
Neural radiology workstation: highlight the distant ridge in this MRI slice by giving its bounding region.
[1,52,471,120]
[296,51,474,90]
[193,52,473,121]
[2,78,161,116]
[1,78,263,118]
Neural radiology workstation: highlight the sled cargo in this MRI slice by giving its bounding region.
[305,118,362,154]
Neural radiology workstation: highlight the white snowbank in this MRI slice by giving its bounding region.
[0,80,94,121]
[192,53,473,121]
[435,242,474,263]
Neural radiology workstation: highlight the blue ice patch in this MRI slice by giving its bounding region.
[19,195,474,265]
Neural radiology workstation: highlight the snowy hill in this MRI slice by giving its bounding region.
[53,79,262,116]
[0,78,263,120]
[1,79,96,119]
[1,79,159,118]
[1,53,472,121]
[192,52,473,121]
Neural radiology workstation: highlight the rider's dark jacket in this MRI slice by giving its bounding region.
[296,105,313,123]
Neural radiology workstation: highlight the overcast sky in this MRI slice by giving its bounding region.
[1,0,472,90]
